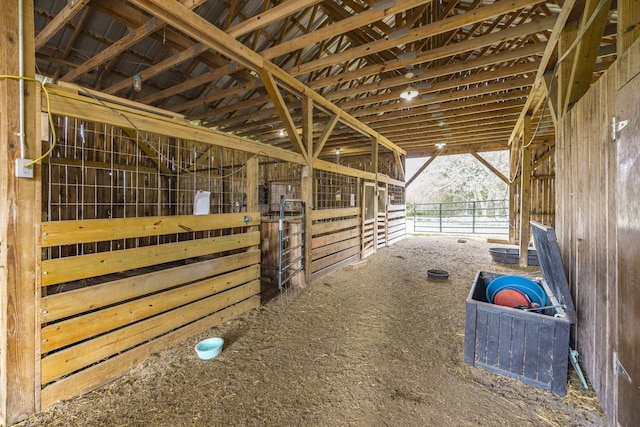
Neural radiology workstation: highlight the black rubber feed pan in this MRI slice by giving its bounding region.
[488,248,539,266]
[427,269,450,280]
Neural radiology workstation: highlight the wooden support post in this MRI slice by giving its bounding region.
[618,0,640,55]
[508,139,519,244]
[519,115,533,266]
[301,95,313,285]
[0,0,38,424]
[372,137,379,251]
[556,20,578,119]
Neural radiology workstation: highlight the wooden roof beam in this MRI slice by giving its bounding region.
[351,77,534,118]
[258,68,307,161]
[309,15,556,90]
[406,153,440,188]
[338,61,539,110]
[226,0,324,38]
[35,0,90,50]
[563,0,613,111]
[508,0,578,144]
[290,0,547,77]
[324,42,545,102]
[261,0,434,60]
[104,43,206,95]
[60,0,209,82]
[129,0,405,156]
[469,151,509,185]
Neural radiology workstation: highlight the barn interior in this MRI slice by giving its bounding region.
[0,1,637,425]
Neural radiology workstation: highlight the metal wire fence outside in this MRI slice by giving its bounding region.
[408,199,509,236]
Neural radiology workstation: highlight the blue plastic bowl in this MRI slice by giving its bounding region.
[195,337,224,360]
[486,276,547,308]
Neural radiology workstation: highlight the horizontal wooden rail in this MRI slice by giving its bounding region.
[42,250,259,322]
[311,207,360,221]
[41,265,259,353]
[42,231,260,286]
[41,212,260,247]
[42,281,259,384]
[41,296,260,408]
[311,217,360,236]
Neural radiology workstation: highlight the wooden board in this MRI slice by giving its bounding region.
[40,296,260,409]
[615,66,640,427]
[41,280,259,383]
[42,231,260,286]
[41,212,260,247]
[41,266,259,353]
[41,250,259,322]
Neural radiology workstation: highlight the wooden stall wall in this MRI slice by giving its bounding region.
[38,93,264,409]
[310,169,361,280]
[387,184,406,245]
[555,40,640,425]
[530,146,555,227]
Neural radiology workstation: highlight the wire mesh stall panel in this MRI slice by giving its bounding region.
[310,170,361,280]
[258,161,303,289]
[387,184,406,245]
[39,115,260,408]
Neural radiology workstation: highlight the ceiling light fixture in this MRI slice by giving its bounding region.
[436,142,446,149]
[400,85,418,100]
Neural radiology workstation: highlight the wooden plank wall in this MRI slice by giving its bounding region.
[39,213,261,408]
[38,105,263,409]
[556,45,621,421]
[387,204,406,244]
[387,184,406,245]
[310,207,361,280]
[530,146,555,227]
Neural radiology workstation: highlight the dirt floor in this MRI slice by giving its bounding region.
[19,235,605,427]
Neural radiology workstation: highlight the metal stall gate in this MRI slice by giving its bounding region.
[278,199,306,308]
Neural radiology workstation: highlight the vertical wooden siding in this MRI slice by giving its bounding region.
[556,52,618,420]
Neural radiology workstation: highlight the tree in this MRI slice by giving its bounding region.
[406,151,509,205]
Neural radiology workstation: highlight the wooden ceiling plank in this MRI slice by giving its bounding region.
[104,43,205,95]
[351,77,534,118]
[261,0,433,60]
[35,0,90,50]
[308,15,556,90]
[508,0,578,144]
[325,42,545,102]
[290,0,547,77]
[228,0,324,38]
[60,0,208,82]
[338,60,539,110]
[360,90,529,122]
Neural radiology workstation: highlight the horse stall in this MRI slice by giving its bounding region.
[38,86,265,408]
[32,84,407,410]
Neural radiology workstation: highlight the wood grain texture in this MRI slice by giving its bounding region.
[40,296,260,409]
